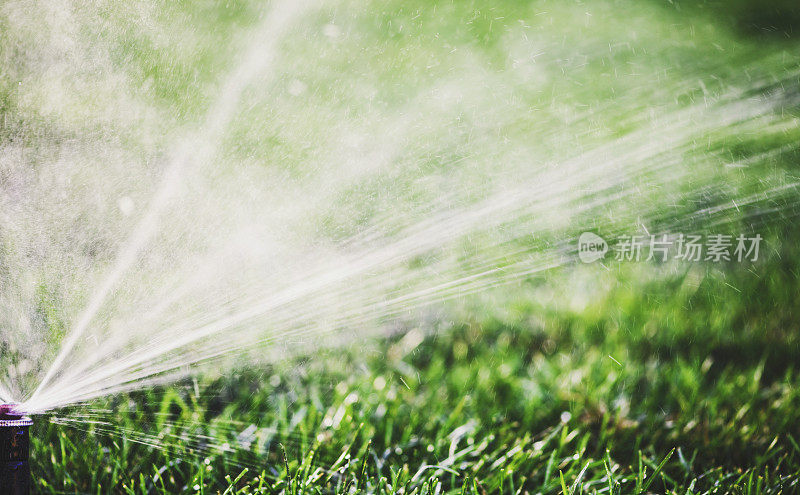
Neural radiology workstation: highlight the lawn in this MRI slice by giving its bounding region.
[1,0,800,493]
[33,232,800,493]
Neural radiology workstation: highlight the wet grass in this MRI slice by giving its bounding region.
[2,0,800,492]
[31,225,800,493]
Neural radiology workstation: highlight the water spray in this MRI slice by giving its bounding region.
[0,404,32,495]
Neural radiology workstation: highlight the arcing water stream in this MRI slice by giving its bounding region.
[0,0,798,429]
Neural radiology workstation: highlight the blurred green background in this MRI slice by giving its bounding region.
[1,0,800,493]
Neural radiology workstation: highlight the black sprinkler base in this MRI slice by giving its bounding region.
[0,405,32,495]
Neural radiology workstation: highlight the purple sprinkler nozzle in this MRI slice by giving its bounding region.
[0,404,23,420]
[0,403,33,495]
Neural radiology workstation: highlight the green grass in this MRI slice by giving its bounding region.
[32,233,800,493]
[2,0,800,492]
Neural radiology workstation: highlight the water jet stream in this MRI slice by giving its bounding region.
[0,0,797,435]
[22,79,799,413]
[29,0,317,405]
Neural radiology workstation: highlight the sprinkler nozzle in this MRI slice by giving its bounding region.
[0,404,22,419]
[0,403,32,495]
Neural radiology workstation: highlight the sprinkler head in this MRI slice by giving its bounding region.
[0,403,32,495]
[0,404,22,420]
